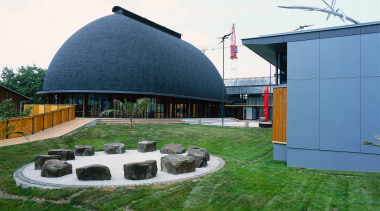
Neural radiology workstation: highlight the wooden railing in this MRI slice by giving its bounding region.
[272,87,287,144]
[0,105,75,139]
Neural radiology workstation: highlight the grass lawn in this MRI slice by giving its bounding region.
[0,123,379,210]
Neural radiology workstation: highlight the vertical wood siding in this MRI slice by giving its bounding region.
[272,87,287,144]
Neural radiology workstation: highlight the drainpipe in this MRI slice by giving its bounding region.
[20,101,30,114]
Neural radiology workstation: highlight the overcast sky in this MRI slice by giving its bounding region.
[0,0,379,79]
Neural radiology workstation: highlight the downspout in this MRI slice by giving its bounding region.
[20,101,30,114]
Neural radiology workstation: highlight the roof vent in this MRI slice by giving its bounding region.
[112,6,182,39]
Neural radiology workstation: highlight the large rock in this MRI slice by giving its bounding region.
[124,160,157,180]
[161,154,195,175]
[160,144,186,154]
[41,159,72,177]
[258,117,267,122]
[138,141,156,153]
[34,155,61,170]
[75,145,95,156]
[48,149,75,160]
[188,146,210,161]
[76,164,111,180]
[187,149,208,168]
[104,143,125,154]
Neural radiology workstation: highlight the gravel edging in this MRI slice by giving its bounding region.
[14,154,225,189]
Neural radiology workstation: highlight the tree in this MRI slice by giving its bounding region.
[100,98,151,129]
[362,137,380,148]
[0,98,30,139]
[0,65,47,104]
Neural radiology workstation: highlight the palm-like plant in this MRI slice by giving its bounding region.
[100,98,151,129]
[362,136,380,148]
[0,119,28,139]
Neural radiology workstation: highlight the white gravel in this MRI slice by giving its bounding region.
[17,150,224,189]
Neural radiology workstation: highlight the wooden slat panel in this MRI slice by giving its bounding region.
[34,114,44,133]
[44,112,53,130]
[61,109,68,123]
[272,87,287,144]
[1,105,76,139]
[69,107,75,120]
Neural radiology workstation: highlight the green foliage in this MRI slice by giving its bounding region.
[0,65,47,104]
[362,136,380,148]
[0,98,31,119]
[100,98,151,129]
[0,99,29,139]
[0,125,379,210]
[0,98,17,119]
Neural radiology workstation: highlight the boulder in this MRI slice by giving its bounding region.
[160,144,186,154]
[188,145,210,161]
[48,149,75,160]
[259,122,272,128]
[104,143,125,154]
[75,145,95,156]
[34,155,62,170]
[138,141,156,153]
[258,117,267,122]
[124,160,157,180]
[161,154,195,175]
[76,164,111,180]
[41,159,72,177]
[187,149,208,168]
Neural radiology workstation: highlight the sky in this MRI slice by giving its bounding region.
[0,0,379,79]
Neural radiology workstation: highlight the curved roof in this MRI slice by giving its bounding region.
[40,8,225,102]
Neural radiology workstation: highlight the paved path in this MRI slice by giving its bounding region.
[181,118,260,127]
[0,118,97,148]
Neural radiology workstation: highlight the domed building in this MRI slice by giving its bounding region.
[38,6,226,118]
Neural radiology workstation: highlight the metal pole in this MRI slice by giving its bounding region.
[219,32,231,127]
[269,63,272,88]
[222,38,225,127]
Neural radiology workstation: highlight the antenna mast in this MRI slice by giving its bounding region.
[230,24,238,59]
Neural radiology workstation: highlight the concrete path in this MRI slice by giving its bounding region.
[181,118,260,127]
[0,118,97,148]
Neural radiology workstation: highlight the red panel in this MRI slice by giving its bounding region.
[263,87,269,122]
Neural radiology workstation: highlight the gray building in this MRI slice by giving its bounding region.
[225,77,275,120]
[243,21,380,172]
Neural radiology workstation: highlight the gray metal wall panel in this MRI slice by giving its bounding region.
[361,33,380,77]
[224,80,232,86]
[320,78,361,152]
[320,35,361,78]
[361,77,380,155]
[284,32,320,42]
[319,27,361,39]
[287,79,320,149]
[288,39,320,80]
[361,24,380,34]
[273,144,287,161]
[247,36,285,45]
[287,148,380,172]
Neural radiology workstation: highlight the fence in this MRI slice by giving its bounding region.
[272,87,287,144]
[0,105,75,139]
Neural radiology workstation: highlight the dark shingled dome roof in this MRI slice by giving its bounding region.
[40,8,225,102]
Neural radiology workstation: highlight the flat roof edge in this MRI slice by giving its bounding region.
[242,21,380,43]
[37,90,225,102]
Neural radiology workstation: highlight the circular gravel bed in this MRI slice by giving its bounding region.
[14,150,225,189]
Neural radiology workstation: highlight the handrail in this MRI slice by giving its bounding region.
[0,105,76,139]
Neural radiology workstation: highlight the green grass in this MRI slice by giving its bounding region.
[0,124,379,210]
